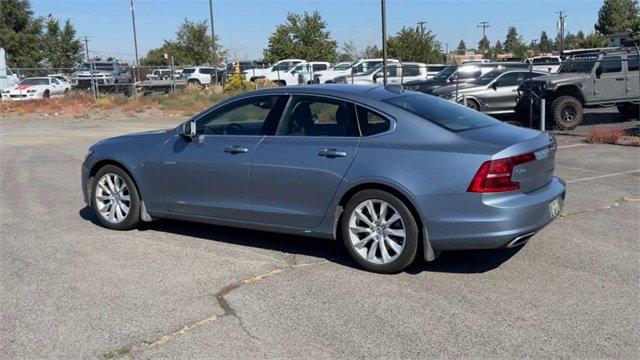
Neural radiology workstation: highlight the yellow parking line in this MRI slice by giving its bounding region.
[566,169,640,183]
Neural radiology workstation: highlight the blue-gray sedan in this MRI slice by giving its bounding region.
[82,85,565,273]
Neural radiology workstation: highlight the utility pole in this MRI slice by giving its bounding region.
[477,21,490,54]
[381,0,387,85]
[208,0,218,86]
[129,0,140,83]
[416,20,427,35]
[83,36,96,99]
[556,11,566,56]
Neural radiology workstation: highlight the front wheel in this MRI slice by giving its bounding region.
[341,190,419,273]
[91,165,141,230]
[552,96,583,130]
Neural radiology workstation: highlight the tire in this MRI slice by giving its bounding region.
[552,95,583,130]
[341,189,419,273]
[91,165,141,230]
[42,90,50,99]
[461,98,480,111]
[617,104,639,120]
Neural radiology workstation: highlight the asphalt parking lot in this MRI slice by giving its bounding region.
[1,115,638,359]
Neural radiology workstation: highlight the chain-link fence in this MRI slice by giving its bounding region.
[517,48,639,138]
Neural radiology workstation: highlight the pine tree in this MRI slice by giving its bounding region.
[457,39,466,51]
[539,31,553,52]
[0,0,44,67]
[595,0,640,35]
[478,36,490,53]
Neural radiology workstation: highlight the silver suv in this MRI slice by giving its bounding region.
[517,47,639,129]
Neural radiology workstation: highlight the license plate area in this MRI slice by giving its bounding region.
[549,197,563,218]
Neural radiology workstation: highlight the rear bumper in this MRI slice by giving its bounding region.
[416,176,566,250]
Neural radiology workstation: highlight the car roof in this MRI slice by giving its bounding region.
[23,77,50,80]
[231,84,408,101]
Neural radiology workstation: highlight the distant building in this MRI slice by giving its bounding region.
[605,32,631,47]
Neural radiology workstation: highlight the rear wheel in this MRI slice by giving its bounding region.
[341,190,419,273]
[552,95,583,130]
[91,165,141,230]
[42,90,50,99]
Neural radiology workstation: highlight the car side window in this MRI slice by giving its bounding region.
[51,78,60,85]
[601,56,622,73]
[275,95,358,137]
[312,64,328,71]
[356,106,391,136]
[496,72,524,86]
[403,65,421,77]
[198,96,279,136]
[628,55,639,72]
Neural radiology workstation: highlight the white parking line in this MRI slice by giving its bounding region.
[566,169,640,183]
[558,143,588,149]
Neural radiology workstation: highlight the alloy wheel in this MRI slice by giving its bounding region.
[348,199,406,265]
[95,173,131,223]
[560,104,577,124]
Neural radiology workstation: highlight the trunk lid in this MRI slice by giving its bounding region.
[459,123,557,193]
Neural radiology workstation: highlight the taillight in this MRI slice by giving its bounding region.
[467,152,536,193]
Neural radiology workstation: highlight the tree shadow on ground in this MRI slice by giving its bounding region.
[79,206,522,274]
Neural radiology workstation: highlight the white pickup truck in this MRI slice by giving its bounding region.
[314,58,398,83]
[266,62,331,86]
[243,59,305,81]
[0,48,20,91]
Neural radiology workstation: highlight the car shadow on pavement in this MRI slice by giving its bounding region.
[79,206,522,274]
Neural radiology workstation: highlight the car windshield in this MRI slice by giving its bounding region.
[80,63,115,71]
[20,78,49,85]
[361,65,383,76]
[558,55,597,73]
[432,66,457,80]
[383,93,500,132]
[471,70,502,85]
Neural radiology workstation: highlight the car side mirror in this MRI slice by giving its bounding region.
[491,82,498,90]
[373,73,379,83]
[180,120,197,140]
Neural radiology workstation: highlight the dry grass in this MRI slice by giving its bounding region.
[0,88,243,118]
[586,128,640,146]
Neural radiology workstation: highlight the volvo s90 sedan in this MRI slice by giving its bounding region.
[82,85,565,273]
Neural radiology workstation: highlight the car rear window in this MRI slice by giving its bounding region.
[383,93,500,132]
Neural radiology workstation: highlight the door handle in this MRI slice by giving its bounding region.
[615,77,625,81]
[224,145,248,154]
[318,148,347,158]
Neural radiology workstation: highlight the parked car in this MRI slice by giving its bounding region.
[314,58,398,83]
[266,61,331,86]
[243,59,305,81]
[516,47,640,129]
[432,69,547,114]
[404,62,529,94]
[335,62,428,85]
[525,56,562,73]
[145,68,180,80]
[70,61,132,95]
[82,84,565,273]
[182,66,222,87]
[1,76,69,100]
[229,61,269,76]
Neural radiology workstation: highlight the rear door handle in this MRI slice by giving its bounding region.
[224,145,248,154]
[318,148,347,158]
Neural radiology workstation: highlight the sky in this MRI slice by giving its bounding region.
[31,0,605,62]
